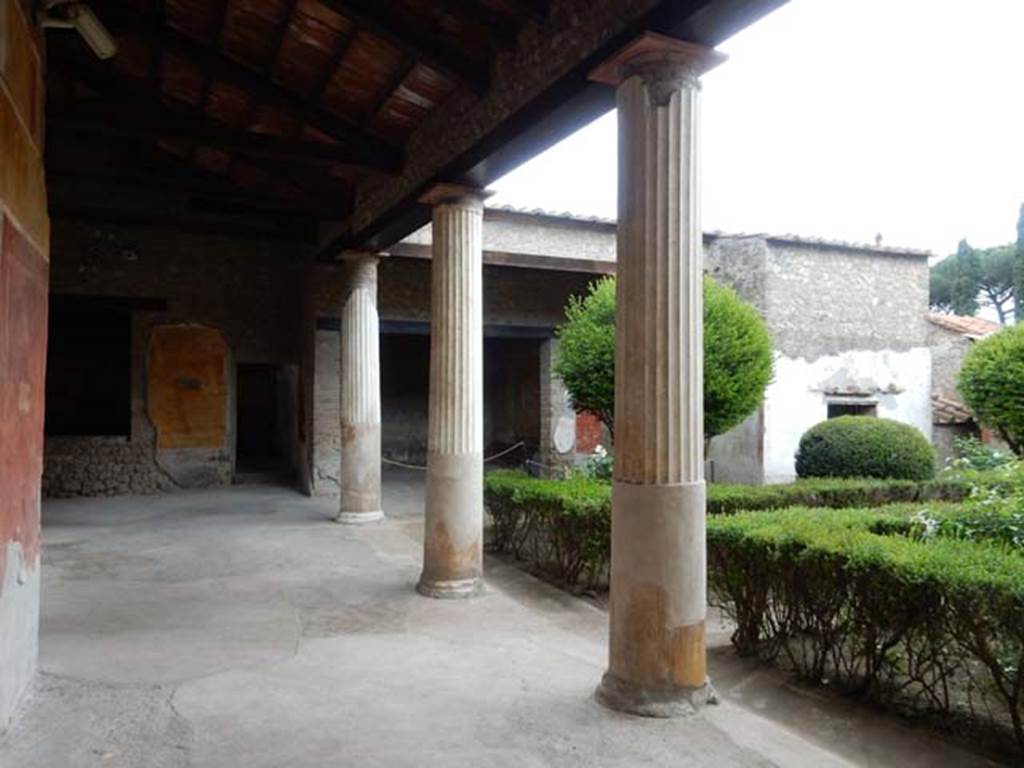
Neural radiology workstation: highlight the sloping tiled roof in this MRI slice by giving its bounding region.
[933,394,974,425]
[485,205,931,257]
[927,313,1003,339]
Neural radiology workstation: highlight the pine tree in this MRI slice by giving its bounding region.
[951,239,980,316]
[1015,204,1024,323]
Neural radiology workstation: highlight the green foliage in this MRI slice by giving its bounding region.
[1015,203,1024,323]
[554,275,774,440]
[483,471,969,582]
[952,435,1016,471]
[484,470,611,588]
[707,505,1024,752]
[703,277,775,439]
[554,278,616,432]
[959,323,1024,455]
[931,241,1016,323]
[795,416,936,481]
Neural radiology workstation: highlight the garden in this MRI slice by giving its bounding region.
[484,278,1024,759]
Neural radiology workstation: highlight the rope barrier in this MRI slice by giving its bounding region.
[381,441,526,471]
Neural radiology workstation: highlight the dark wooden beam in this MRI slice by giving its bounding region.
[192,0,232,163]
[83,7,404,166]
[49,202,318,242]
[49,44,401,171]
[308,21,358,103]
[46,161,347,217]
[149,0,165,88]
[363,53,415,125]
[316,0,489,91]
[50,111,394,167]
[436,1,519,48]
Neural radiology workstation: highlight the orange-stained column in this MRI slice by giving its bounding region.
[417,184,491,598]
[591,33,726,717]
[337,253,383,524]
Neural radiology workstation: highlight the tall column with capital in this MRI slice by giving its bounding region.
[591,34,726,716]
[417,184,490,598]
[337,254,383,524]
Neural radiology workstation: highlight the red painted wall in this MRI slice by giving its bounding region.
[0,0,49,593]
[0,217,47,586]
[575,411,604,454]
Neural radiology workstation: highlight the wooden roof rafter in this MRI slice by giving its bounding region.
[86,9,404,168]
[224,0,301,182]
[192,0,231,165]
[47,42,372,205]
[316,0,490,92]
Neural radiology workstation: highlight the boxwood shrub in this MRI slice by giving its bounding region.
[483,470,969,585]
[795,416,937,481]
[707,505,1024,753]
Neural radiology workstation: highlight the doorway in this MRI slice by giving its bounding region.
[236,363,296,482]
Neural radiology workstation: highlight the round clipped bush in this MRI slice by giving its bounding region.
[959,323,1024,456]
[794,416,936,481]
[555,276,774,440]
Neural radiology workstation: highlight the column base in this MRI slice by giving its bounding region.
[335,510,384,525]
[595,672,717,718]
[415,576,482,599]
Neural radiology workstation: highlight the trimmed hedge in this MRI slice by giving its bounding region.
[708,505,1024,752]
[795,416,937,481]
[483,470,970,586]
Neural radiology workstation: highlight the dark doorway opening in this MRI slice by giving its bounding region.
[236,363,296,482]
[45,296,131,437]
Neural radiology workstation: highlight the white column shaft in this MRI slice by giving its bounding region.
[337,256,383,523]
[598,59,712,716]
[418,195,485,598]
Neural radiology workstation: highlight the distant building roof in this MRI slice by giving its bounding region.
[927,313,1002,340]
[932,394,974,426]
[484,205,932,258]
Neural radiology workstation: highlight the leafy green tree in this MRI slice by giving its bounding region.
[1015,203,1024,322]
[977,244,1016,324]
[554,278,616,433]
[951,239,981,316]
[930,241,1013,322]
[555,276,774,441]
[959,323,1024,455]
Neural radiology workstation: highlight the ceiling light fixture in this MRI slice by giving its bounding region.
[38,1,118,61]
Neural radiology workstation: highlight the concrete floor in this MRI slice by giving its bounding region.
[0,468,1005,767]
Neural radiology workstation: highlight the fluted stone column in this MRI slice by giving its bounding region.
[591,34,726,717]
[337,254,383,524]
[417,184,490,598]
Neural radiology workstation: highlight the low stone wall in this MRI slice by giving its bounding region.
[42,436,174,498]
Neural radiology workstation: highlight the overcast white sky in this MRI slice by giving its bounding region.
[489,0,1024,258]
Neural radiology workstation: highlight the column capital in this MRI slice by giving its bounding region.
[418,183,494,209]
[589,32,726,95]
[338,249,381,264]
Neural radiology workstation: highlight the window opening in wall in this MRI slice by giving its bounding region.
[45,296,131,436]
[827,400,878,419]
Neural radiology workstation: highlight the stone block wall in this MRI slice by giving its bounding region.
[43,220,306,498]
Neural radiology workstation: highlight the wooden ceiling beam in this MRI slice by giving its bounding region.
[49,112,390,167]
[316,0,489,91]
[435,1,519,48]
[46,160,346,217]
[80,8,403,167]
[49,44,402,171]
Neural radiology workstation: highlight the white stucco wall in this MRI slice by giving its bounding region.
[0,541,39,732]
[763,347,933,484]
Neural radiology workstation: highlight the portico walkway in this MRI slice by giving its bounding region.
[0,470,998,767]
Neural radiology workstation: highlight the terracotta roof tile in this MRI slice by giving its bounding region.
[932,394,974,425]
[927,313,1002,339]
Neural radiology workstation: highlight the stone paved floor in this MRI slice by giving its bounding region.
[0,469,1006,767]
